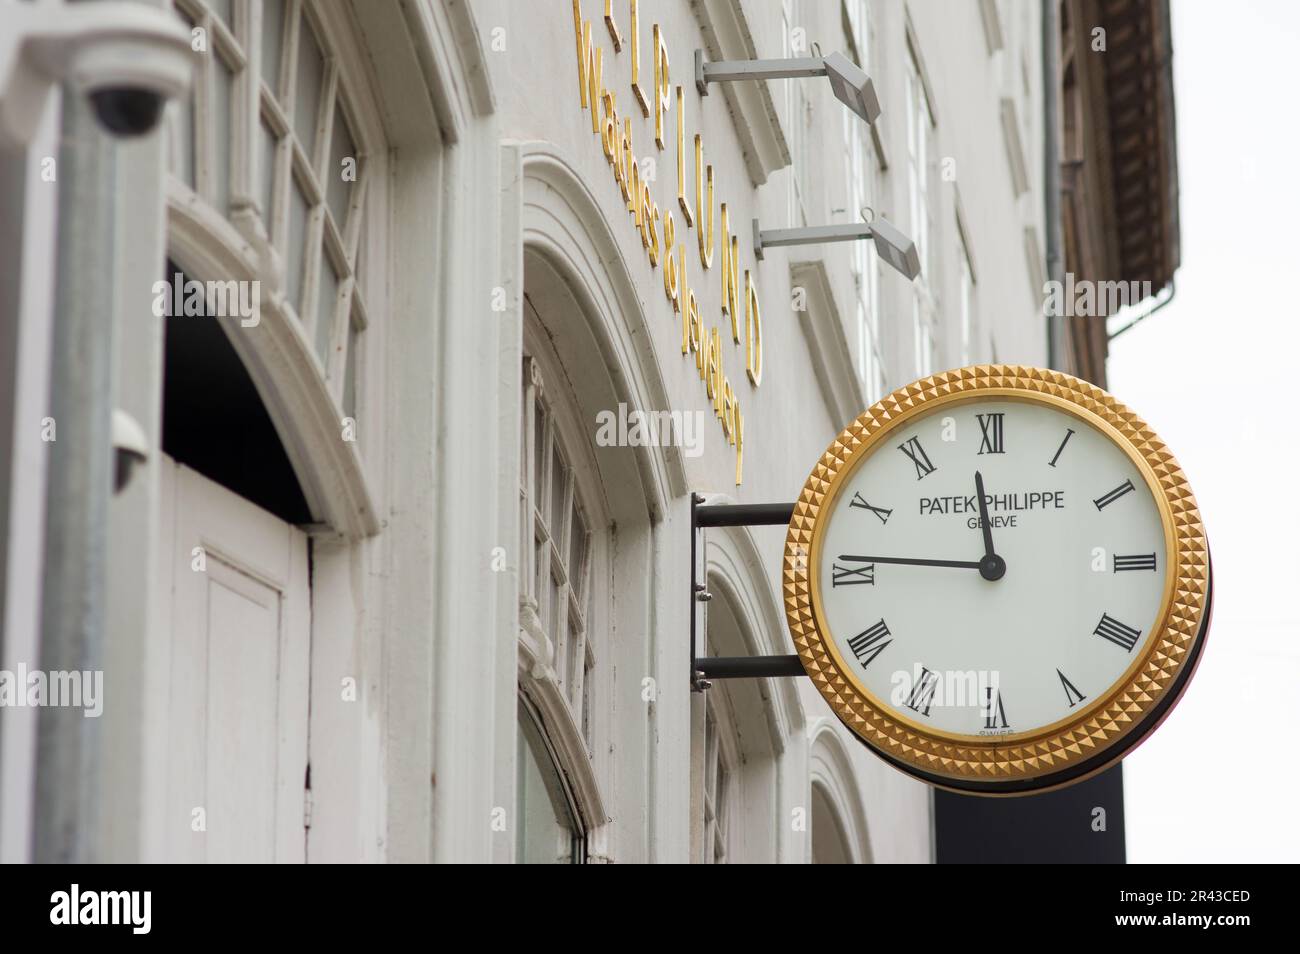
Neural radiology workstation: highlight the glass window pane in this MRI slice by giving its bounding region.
[549,571,563,666]
[172,7,198,188]
[173,95,196,189]
[294,17,325,154]
[581,653,593,745]
[516,707,579,864]
[315,249,340,363]
[568,506,587,601]
[352,202,366,293]
[286,177,309,316]
[550,447,566,539]
[326,103,357,228]
[262,0,286,94]
[532,407,545,515]
[534,541,546,611]
[343,313,360,419]
[207,0,232,27]
[259,117,277,228]
[212,56,234,214]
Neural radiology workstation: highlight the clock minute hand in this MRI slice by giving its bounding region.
[973,470,1007,582]
[837,554,984,570]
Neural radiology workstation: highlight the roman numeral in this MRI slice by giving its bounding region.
[897,436,937,481]
[1048,428,1075,467]
[832,563,875,586]
[849,492,892,524]
[1113,552,1157,572]
[1093,612,1142,652]
[1056,669,1086,708]
[983,687,1009,730]
[904,667,939,717]
[847,619,892,668]
[1093,479,1136,510]
[977,413,1005,454]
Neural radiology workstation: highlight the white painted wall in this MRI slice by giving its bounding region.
[2,0,1049,864]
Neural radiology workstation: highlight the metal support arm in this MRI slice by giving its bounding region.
[696,50,827,93]
[752,215,922,280]
[690,495,805,691]
[754,221,874,260]
[695,49,881,125]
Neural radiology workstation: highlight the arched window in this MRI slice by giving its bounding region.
[515,327,609,861]
[811,781,853,864]
[516,698,584,864]
[809,724,874,864]
[702,697,737,863]
[519,354,595,739]
[696,579,782,863]
[162,0,381,534]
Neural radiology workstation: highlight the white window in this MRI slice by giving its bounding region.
[167,0,371,420]
[842,0,884,399]
[905,55,931,280]
[517,700,584,864]
[702,699,735,864]
[906,49,937,378]
[520,358,594,739]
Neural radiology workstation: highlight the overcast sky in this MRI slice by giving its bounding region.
[1109,0,1300,863]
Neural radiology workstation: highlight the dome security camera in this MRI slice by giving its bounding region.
[111,408,148,493]
[0,0,192,146]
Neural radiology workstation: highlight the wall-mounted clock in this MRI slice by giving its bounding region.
[784,366,1211,795]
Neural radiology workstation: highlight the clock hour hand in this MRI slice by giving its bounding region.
[837,554,984,570]
[973,470,1007,581]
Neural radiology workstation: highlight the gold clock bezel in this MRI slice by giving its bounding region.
[783,366,1210,791]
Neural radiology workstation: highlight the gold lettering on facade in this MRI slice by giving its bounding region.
[695,134,714,269]
[571,3,748,483]
[629,0,650,116]
[601,88,617,160]
[745,270,763,386]
[576,20,603,134]
[662,210,679,307]
[604,0,623,50]
[654,25,670,149]
[573,1,587,104]
[676,86,694,226]
[707,327,721,406]
[619,117,634,202]
[645,188,660,263]
[720,202,740,340]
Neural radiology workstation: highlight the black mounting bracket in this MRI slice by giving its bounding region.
[690,493,808,692]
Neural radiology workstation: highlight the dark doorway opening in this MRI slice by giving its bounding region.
[160,263,312,525]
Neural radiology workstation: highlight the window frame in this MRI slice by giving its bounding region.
[841,0,885,400]
[701,690,739,864]
[167,0,373,417]
[514,318,612,860]
[905,45,939,379]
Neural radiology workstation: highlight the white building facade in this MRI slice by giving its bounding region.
[0,0,1051,863]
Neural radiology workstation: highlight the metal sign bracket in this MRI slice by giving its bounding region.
[689,493,806,692]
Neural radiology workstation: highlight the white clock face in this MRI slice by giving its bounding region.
[816,398,1169,740]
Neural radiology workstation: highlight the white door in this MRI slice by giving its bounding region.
[157,459,311,863]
